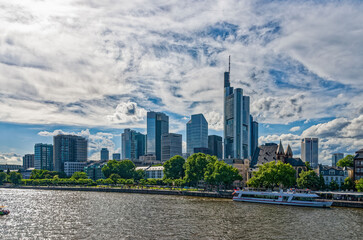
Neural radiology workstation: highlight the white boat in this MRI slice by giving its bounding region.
[233,190,332,208]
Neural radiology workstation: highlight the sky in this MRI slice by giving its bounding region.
[0,0,362,165]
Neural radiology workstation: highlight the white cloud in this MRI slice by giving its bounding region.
[107,101,147,124]
[289,126,300,132]
[0,152,22,165]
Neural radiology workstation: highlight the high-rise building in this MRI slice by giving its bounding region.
[100,148,109,161]
[250,116,259,157]
[53,135,87,172]
[301,138,319,169]
[112,153,121,160]
[122,129,146,161]
[147,112,169,160]
[34,144,53,170]
[224,57,255,159]
[332,153,344,167]
[208,135,223,159]
[23,154,35,169]
[161,133,182,162]
[186,114,208,155]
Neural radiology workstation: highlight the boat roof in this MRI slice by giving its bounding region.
[237,191,319,198]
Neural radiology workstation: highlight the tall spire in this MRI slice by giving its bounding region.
[224,56,231,88]
[276,139,285,155]
[229,55,231,73]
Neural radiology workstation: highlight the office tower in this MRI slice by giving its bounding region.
[34,144,53,170]
[147,112,169,160]
[332,153,344,167]
[224,57,254,159]
[250,115,259,157]
[301,138,319,169]
[186,114,208,155]
[122,129,146,160]
[100,148,109,161]
[208,135,223,159]
[23,154,35,169]
[53,134,87,172]
[161,133,182,162]
[112,153,121,160]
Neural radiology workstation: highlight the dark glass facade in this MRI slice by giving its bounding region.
[186,114,208,155]
[161,133,182,162]
[146,112,169,160]
[34,143,53,170]
[23,154,35,169]
[208,135,223,159]
[122,129,146,161]
[100,148,109,161]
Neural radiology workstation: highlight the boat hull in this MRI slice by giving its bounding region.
[233,197,332,208]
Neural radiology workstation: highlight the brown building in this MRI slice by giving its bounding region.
[353,148,363,181]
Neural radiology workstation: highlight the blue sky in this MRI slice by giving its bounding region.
[1,0,362,165]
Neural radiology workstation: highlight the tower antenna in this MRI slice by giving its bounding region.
[229,55,231,73]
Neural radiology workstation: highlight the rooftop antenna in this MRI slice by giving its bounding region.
[228,55,231,73]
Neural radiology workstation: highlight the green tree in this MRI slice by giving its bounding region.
[163,155,185,179]
[247,161,296,189]
[342,177,355,191]
[184,153,213,186]
[0,172,7,184]
[101,160,136,179]
[8,172,22,185]
[305,162,313,171]
[356,178,363,192]
[205,160,242,187]
[71,171,88,180]
[337,155,354,168]
[134,169,145,181]
[319,175,326,190]
[329,180,340,191]
[109,173,121,183]
[297,170,320,190]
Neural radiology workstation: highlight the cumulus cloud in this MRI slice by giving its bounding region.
[289,126,300,132]
[0,152,22,165]
[0,0,362,129]
[38,129,118,160]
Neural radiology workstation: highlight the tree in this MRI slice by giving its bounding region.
[163,155,185,179]
[134,169,145,181]
[337,155,354,168]
[247,161,296,189]
[184,153,213,186]
[109,173,121,183]
[305,162,313,171]
[356,178,363,192]
[0,172,7,184]
[342,177,355,191]
[204,159,242,187]
[297,170,320,190]
[101,160,136,179]
[319,175,326,190]
[71,171,88,180]
[329,180,340,191]
[8,172,22,185]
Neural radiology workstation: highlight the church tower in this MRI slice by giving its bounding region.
[276,140,285,162]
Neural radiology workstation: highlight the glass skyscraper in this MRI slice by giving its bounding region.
[250,115,259,157]
[121,129,146,161]
[147,112,169,160]
[224,57,257,159]
[332,153,344,167]
[186,114,208,155]
[161,133,182,162]
[208,135,223,159]
[53,134,87,172]
[23,154,35,170]
[34,143,53,170]
[301,138,319,169]
[100,148,109,161]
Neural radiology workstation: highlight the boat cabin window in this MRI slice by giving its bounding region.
[293,197,314,201]
[242,194,279,199]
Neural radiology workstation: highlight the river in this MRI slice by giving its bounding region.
[1,188,362,239]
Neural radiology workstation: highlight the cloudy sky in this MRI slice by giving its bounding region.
[1,0,362,165]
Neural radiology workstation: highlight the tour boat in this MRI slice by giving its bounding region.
[0,206,10,215]
[233,190,332,208]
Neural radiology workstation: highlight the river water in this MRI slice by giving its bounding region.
[0,188,362,240]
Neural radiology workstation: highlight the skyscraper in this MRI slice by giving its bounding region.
[161,133,182,162]
[224,57,255,159]
[122,129,146,161]
[332,153,344,167]
[100,148,109,161]
[112,153,121,160]
[250,116,259,157]
[147,112,169,160]
[53,135,87,172]
[301,138,319,169]
[208,135,223,159]
[186,114,208,155]
[34,143,53,170]
[23,154,35,169]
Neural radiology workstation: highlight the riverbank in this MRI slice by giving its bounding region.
[2,186,363,208]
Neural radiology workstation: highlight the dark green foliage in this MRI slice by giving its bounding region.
[71,171,88,180]
[109,173,121,183]
[30,169,67,179]
[0,172,7,184]
[184,153,213,185]
[248,161,296,189]
[342,177,355,191]
[329,180,340,191]
[101,160,136,179]
[204,158,242,186]
[163,155,185,179]
[356,178,363,192]
[8,172,22,184]
[297,170,320,190]
[337,155,354,168]
[133,169,145,181]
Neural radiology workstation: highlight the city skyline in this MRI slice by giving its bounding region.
[1,1,362,165]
